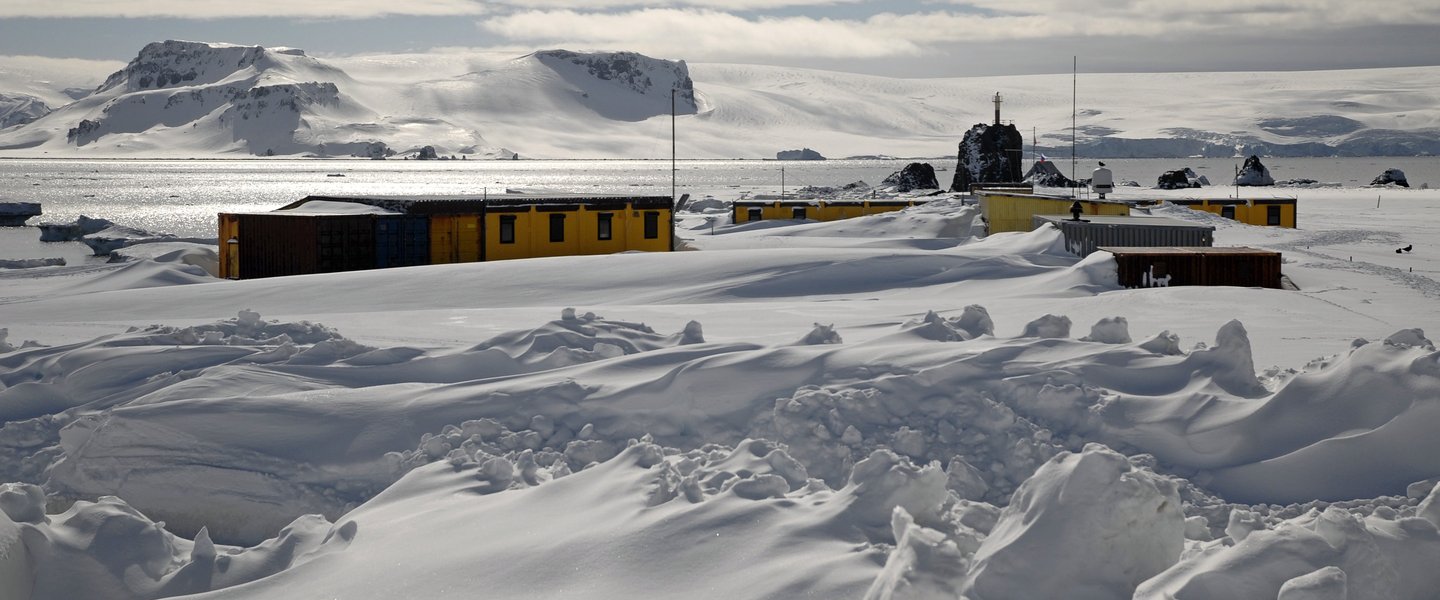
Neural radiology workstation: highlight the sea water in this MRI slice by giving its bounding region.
[0,157,1437,262]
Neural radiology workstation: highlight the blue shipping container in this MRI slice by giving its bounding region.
[375,215,431,268]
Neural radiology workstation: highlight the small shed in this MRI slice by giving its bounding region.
[1034,215,1215,257]
[1102,246,1283,289]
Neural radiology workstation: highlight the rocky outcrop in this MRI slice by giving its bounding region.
[534,50,697,121]
[950,123,1024,192]
[882,163,939,192]
[0,94,51,128]
[415,145,439,160]
[777,148,825,161]
[0,202,41,226]
[37,215,113,241]
[1023,160,1077,188]
[1234,155,1275,186]
[1371,168,1409,187]
[1157,168,1208,189]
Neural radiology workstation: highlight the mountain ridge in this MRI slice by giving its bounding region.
[0,41,1436,158]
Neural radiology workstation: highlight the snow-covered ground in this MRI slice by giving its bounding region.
[2,181,1439,599]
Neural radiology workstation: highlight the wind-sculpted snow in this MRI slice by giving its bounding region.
[0,482,356,600]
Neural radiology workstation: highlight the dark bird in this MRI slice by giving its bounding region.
[1404,245,1413,252]
[1397,248,1402,254]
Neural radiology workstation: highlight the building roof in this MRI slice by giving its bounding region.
[249,193,674,216]
[1035,214,1215,229]
[1098,246,1279,256]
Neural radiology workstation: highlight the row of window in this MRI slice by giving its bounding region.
[497,211,662,244]
[746,207,807,221]
[1218,204,1283,226]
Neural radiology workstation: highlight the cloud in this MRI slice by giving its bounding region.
[0,0,491,19]
[938,0,1440,32]
[0,0,866,19]
[479,9,922,60]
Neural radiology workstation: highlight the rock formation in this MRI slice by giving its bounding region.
[777,148,825,161]
[1157,168,1208,189]
[882,163,939,192]
[1023,160,1077,188]
[1234,155,1275,186]
[1371,168,1409,187]
[949,123,1024,192]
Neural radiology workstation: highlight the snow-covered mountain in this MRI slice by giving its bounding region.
[0,40,1437,158]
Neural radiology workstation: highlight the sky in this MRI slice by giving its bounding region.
[0,0,1438,77]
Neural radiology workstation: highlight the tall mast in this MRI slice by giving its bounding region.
[1071,56,1077,189]
[671,89,677,202]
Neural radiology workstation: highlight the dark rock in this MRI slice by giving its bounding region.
[1157,168,1207,190]
[0,201,41,226]
[1234,155,1274,186]
[777,148,825,161]
[882,163,939,192]
[416,145,439,160]
[37,215,114,241]
[1371,168,1409,187]
[950,123,1024,192]
[1023,160,1076,188]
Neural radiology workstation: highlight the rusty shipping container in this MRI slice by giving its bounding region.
[232,213,376,279]
[1034,214,1214,257]
[1102,246,1283,289]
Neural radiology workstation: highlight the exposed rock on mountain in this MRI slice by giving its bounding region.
[777,148,825,161]
[950,123,1023,192]
[534,50,696,122]
[1234,155,1275,186]
[882,163,938,191]
[1371,168,1409,187]
[0,94,51,128]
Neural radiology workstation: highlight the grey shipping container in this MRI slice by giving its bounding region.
[1102,246,1283,289]
[1034,215,1214,257]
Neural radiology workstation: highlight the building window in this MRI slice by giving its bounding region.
[792,207,807,220]
[597,213,613,240]
[499,215,516,244]
[1220,205,1236,220]
[644,211,659,239]
[747,208,762,222]
[550,213,565,242]
[1267,205,1281,226]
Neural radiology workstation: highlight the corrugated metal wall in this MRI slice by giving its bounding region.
[375,215,430,269]
[1036,217,1214,257]
[1105,247,1283,289]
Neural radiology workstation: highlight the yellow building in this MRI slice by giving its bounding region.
[975,191,1131,234]
[731,198,922,224]
[1159,198,1297,228]
[219,194,673,279]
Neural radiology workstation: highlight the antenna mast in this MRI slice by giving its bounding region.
[1071,56,1077,190]
[671,89,677,202]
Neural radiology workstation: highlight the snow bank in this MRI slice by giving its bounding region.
[962,444,1184,599]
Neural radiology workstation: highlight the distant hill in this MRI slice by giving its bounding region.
[1,41,1437,158]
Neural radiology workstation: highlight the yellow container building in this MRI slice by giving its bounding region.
[976,191,1131,234]
[731,198,922,224]
[218,194,673,279]
[1159,198,1297,228]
